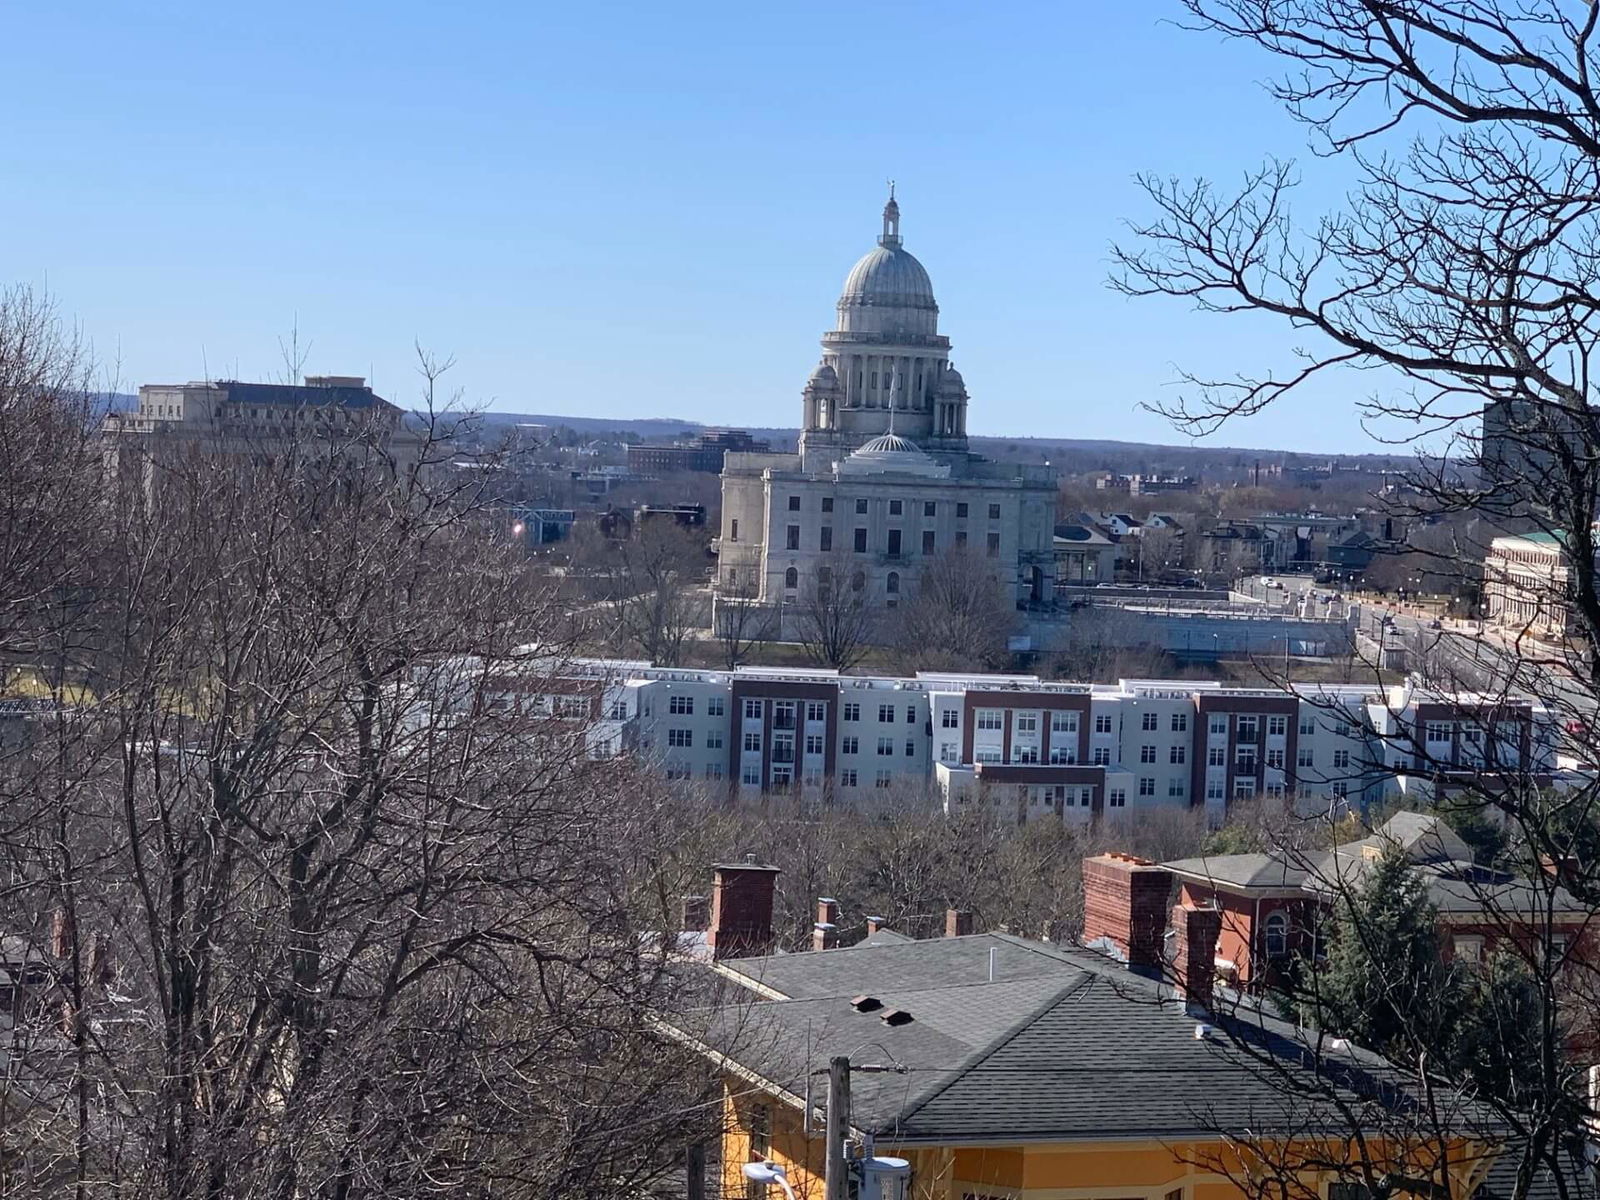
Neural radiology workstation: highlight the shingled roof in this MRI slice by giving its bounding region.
[669,932,1468,1144]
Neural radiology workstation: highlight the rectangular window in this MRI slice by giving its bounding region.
[976,746,1001,764]
[786,524,800,550]
[1015,713,1038,734]
[887,528,902,557]
[942,709,960,728]
[1093,746,1111,765]
[854,528,868,553]
[807,701,826,722]
[855,498,868,515]
[844,702,860,722]
[787,495,800,511]
[1049,744,1077,764]
[1208,747,1225,766]
[706,730,724,749]
[730,519,738,541]
[976,709,1003,731]
[741,765,761,786]
[988,503,1001,520]
[805,734,824,755]
[940,742,958,761]
[905,739,915,757]
[1140,745,1157,763]
[1209,715,1227,735]
[1266,748,1284,769]
[708,696,725,717]
[875,770,892,788]
[1139,777,1156,796]
[1426,722,1452,742]
[743,732,761,752]
[839,768,857,787]
[1268,716,1287,737]
[705,762,724,780]
[1207,781,1225,800]
[1012,745,1039,764]
[922,529,936,555]
[1170,745,1186,764]
[956,502,969,518]
[1169,779,1186,797]
[905,706,916,724]
[669,695,694,715]
[1051,711,1078,734]
[1332,749,1351,769]
[1171,712,1188,732]
[1108,788,1126,808]
[1141,712,1159,731]
[743,699,762,720]
[877,737,894,756]
[955,531,967,549]
[878,703,894,723]
[986,532,1000,557]
[1234,777,1257,798]
[668,728,692,747]
[821,497,833,513]
[1299,715,1315,735]
[924,501,936,517]
[889,499,903,516]
[842,736,859,754]
[1298,747,1314,768]
[1237,717,1258,740]
[1095,714,1113,734]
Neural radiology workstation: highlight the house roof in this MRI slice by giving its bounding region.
[675,933,1448,1144]
[1164,813,1587,916]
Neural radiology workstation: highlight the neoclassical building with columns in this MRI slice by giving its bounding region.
[716,193,1057,635]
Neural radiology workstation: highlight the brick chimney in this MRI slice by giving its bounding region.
[1081,854,1172,970]
[817,897,840,927]
[51,908,74,960]
[865,916,886,936]
[945,908,974,938]
[1172,904,1223,1010]
[681,895,711,932]
[707,856,781,961]
[813,922,838,951]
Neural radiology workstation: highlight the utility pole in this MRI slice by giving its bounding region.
[824,1055,851,1200]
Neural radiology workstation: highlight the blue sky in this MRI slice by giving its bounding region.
[6,2,1392,452]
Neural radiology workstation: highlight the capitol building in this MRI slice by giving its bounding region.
[715,193,1058,634]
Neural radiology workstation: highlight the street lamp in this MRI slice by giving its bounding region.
[743,1161,798,1200]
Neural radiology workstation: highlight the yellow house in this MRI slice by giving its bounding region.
[666,929,1526,1200]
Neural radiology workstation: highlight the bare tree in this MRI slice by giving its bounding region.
[595,519,706,666]
[712,584,772,670]
[0,329,719,1198]
[1111,5,1600,1196]
[894,548,1018,673]
[793,550,876,671]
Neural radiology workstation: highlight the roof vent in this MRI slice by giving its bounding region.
[851,995,883,1013]
[880,1008,914,1027]
[1194,1022,1213,1041]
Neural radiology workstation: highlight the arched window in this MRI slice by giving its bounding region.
[1264,910,1289,959]
[851,571,865,593]
[886,571,900,595]
[784,566,798,590]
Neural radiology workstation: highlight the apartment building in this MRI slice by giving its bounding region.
[485,658,1571,823]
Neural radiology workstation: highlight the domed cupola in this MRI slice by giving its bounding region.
[836,419,951,478]
[835,187,939,336]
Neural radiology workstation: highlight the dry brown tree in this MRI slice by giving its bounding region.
[0,317,718,1199]
[1111,4,1600,1197]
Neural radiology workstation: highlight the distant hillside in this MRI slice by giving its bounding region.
[463,410,1418,471]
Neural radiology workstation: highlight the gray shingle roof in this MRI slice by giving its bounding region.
[716,932,1088,1000]
[1164,852,1309,891]
[674,934,1451,1144]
